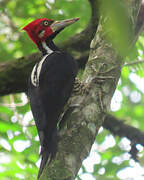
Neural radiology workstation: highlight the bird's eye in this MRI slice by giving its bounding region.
[43,20,49,26]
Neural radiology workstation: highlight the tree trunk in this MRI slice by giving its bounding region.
[39,0,142,179]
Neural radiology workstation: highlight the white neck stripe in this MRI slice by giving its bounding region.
[42,41,53,55]
[31,41,53,87]
[31,54,49,87]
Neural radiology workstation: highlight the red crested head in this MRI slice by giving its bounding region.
[22,17,80,46]
[22,18,54,45]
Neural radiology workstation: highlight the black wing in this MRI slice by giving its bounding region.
[28,51,77,178]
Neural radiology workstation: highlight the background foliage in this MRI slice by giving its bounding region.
[0,0,144,180]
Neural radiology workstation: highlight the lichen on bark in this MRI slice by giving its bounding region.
[39,0,142,179]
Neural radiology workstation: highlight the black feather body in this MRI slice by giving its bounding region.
[28,41,78,178]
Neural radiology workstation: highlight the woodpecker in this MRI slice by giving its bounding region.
[22,17,79,178]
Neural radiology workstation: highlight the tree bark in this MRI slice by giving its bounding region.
[0,0,143,179]
[39,1,142,180]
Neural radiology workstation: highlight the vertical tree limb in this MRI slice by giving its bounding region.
[39,0,142,179]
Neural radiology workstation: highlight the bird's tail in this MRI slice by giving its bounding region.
[37,129,58,179]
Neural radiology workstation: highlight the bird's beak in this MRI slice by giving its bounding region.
[50,18,80,32]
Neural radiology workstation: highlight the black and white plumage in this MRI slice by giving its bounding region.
[29,50,77,177]
[23,18,79,178]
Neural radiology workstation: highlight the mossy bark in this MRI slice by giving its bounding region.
[0,0,142,179]
[39,1,142,180]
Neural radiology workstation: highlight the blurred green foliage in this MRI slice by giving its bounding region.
[0,0,144,180]
[100,0,133,57]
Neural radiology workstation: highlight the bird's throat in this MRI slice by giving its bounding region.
[31,40,60,87]
[41,41,53,55]
[38,39,59,56]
